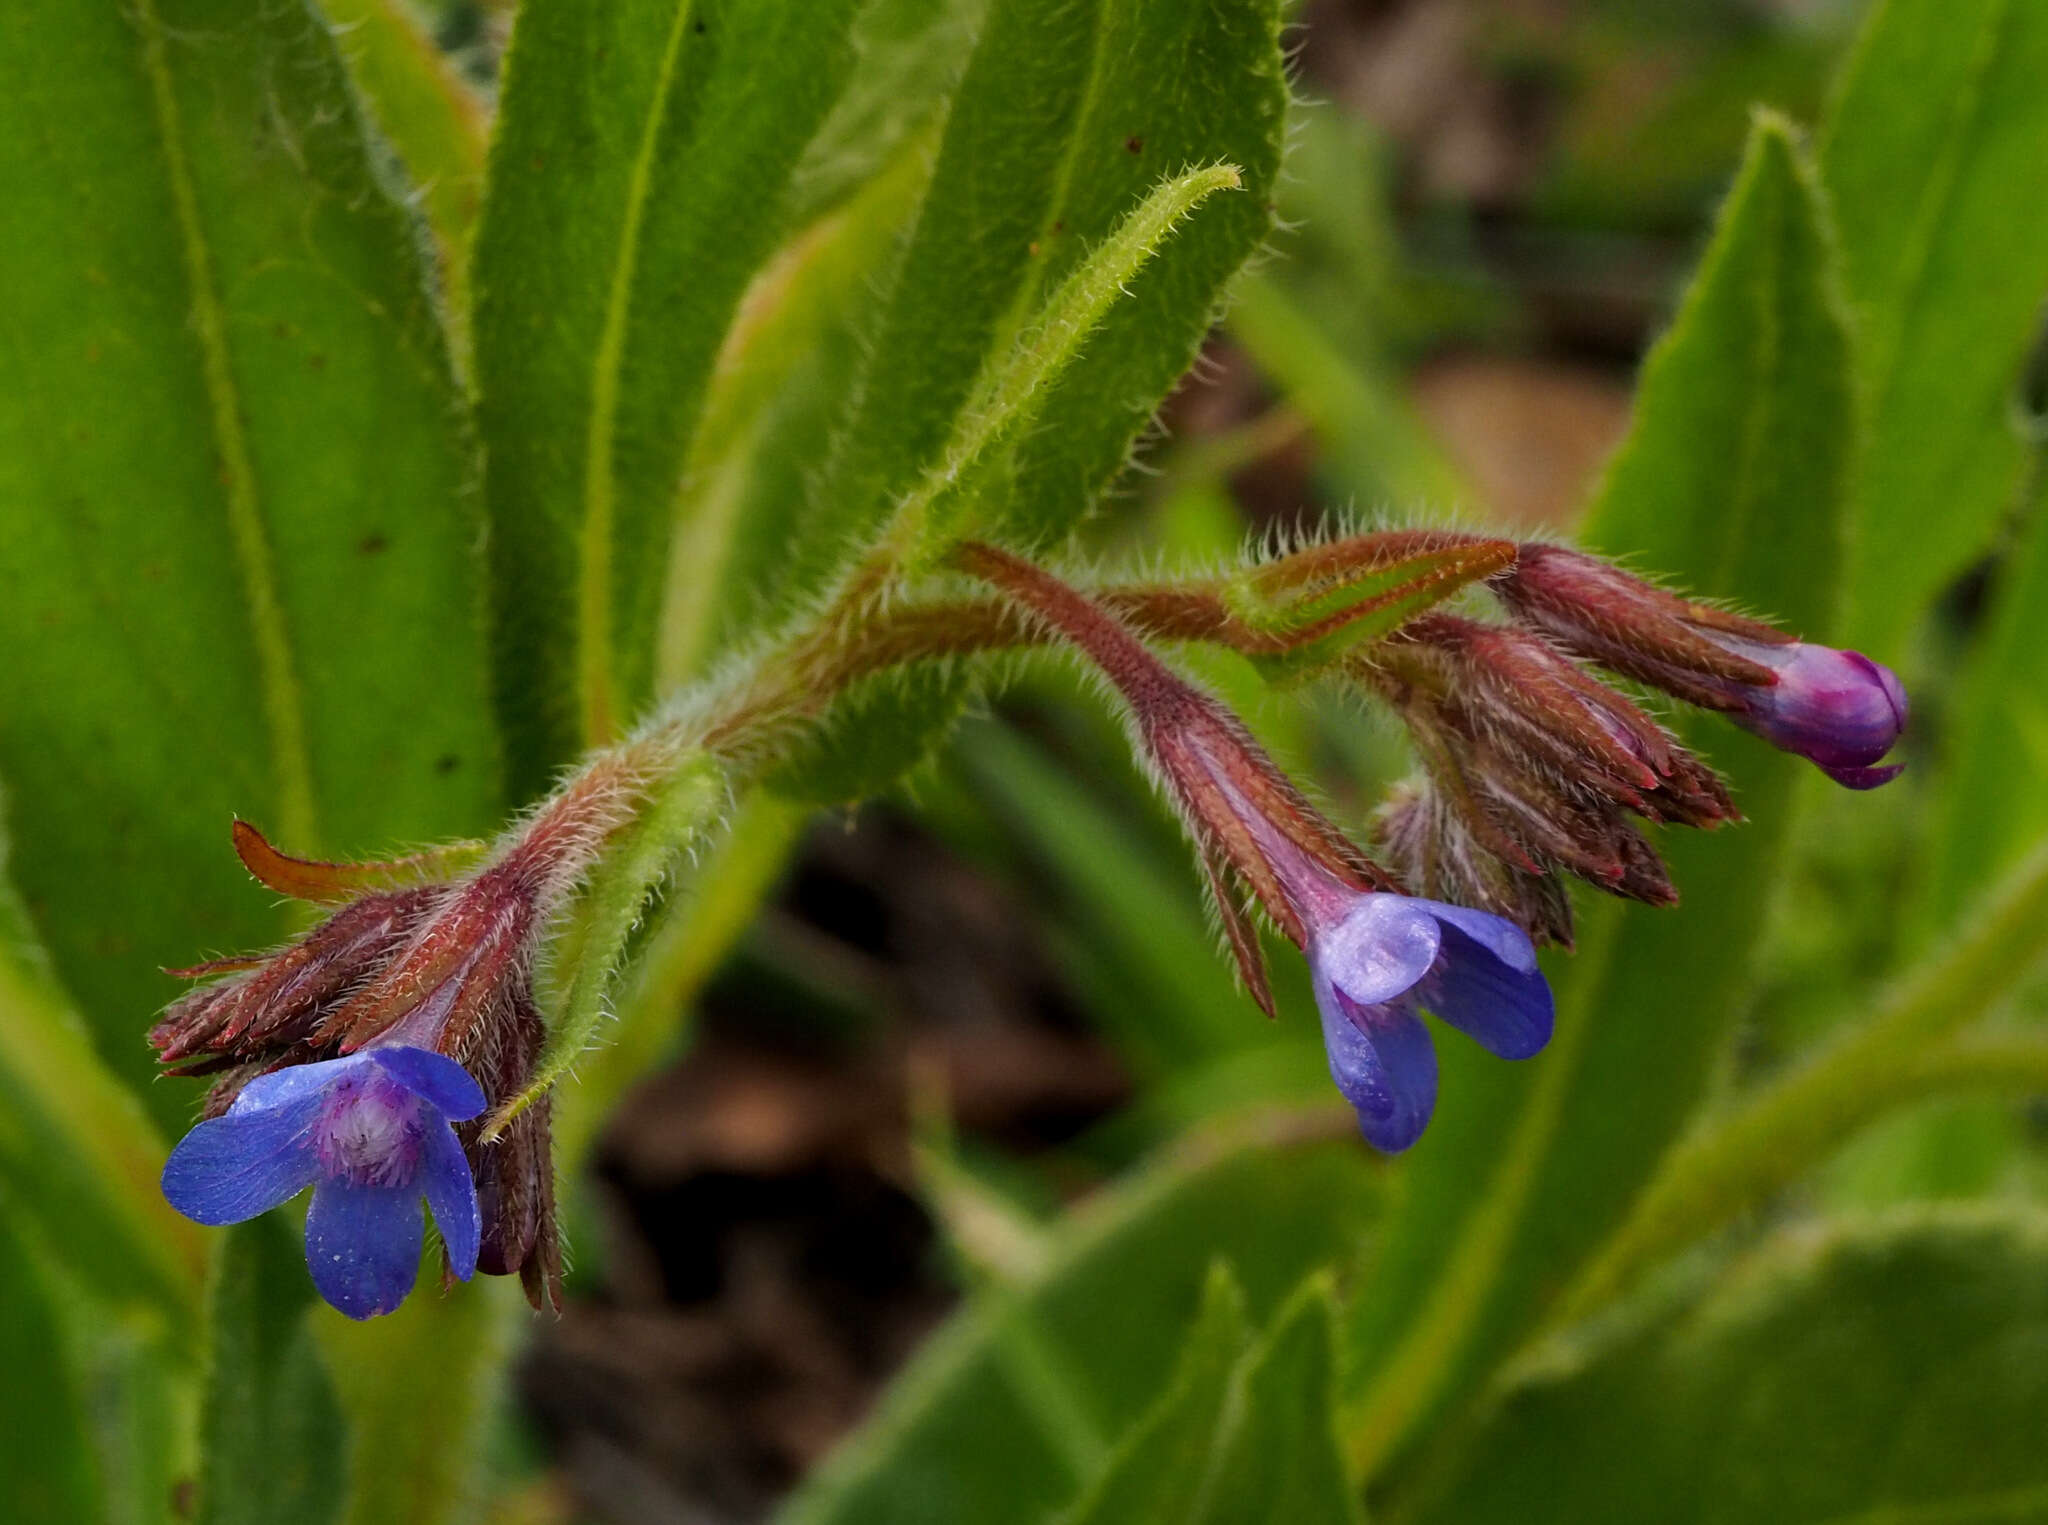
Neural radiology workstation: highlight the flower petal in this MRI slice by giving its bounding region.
[1316,991,1438,1153]
[304,1178,423,1320]
[1415,899,1540,975]
[231,1052,374,1115]
[420,1119,480,1280]
[1424,919,1555,1061]
[1310,894,1441,1008]
[162,1104,322,1225]
[365,1046,486,1121]
[1818,760,1905,790]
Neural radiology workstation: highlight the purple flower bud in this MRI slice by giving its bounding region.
[1714,637,1908,789]
[1307,894,1553,1152]
[162,1046,484,1319]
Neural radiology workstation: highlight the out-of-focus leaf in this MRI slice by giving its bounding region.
[1055,1265,1250,1525]
[198,1218,347,1525]
[770,154,1253,804]
[1341,116,1854,1484]
[784,0,986,225]
[1060,1273,1363,1525]
[1188,1280,1363,1525]
[1561,835,2048,1320]
[1927,478,2048,923]
[317,1277,521,1525]
[0,809,203,1322]
[776,1120,1381,1525]
[1226,271,1465,511]
[1822,0,2048,652]
[1413,1208,2048,1525]
[472,0,869,792]
[0,0,501,1127]
[0,1214,105,1525]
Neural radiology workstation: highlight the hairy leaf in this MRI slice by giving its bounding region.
[472,0,869,792]
[0,0,500,1131]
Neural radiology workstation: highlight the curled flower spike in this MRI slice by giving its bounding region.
[162,1047,484,1319]
[1311,895,1551,1152]
[1494,543,1907,786]
[955,541,1554,1151]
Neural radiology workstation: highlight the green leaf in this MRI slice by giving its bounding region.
[776,1122,1381,1525]
[0,848,204,1322]
[1060,1273,1363,1525]
[316,1278,522,1525]
[1191,1280,1363,1525]
[472,0,870,792]
[755,0,1287,800]
[658,143,935,687]
[321,0,489,342]
[1822,0,2048,653]
[0,1215,107,1525]
[1560,835,2048,1321]
[1055,1265,1252,1525]
[198,1219,347,1525]
[1340,115,1856,1484]
[1926,474,2048,923]
[0,0,501,1128]
[785,0,1286,613]
[1414,1208,2048,1525]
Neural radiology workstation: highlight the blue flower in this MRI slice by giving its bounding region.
[1308,895,1553,1152]
[162,1046,484,1319]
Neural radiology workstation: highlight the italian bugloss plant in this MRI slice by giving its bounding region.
[0,0,2045,1521]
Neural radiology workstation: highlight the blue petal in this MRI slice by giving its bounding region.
[365,1046,485,1121]
[1415,899,1540,975]
[1315,990,1438,1154]
[162,1104,322,1225]
[304,1178,423,1320]
[1423,920,1555,1061]
[420,1120,480,1280]
[1310,895,1441,1008]
[232,1052,374,1115]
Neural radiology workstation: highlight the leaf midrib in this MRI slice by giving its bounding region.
[134,0,319,851]
[578,0,699,748]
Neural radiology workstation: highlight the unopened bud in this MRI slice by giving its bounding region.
[1494,544,1906,787]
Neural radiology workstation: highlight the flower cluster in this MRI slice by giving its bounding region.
[152,764,648,1318]
[150,533,1907,1314]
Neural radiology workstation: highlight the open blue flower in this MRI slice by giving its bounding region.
[162,1046,484,1319]
[1308,895,1553,1152]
